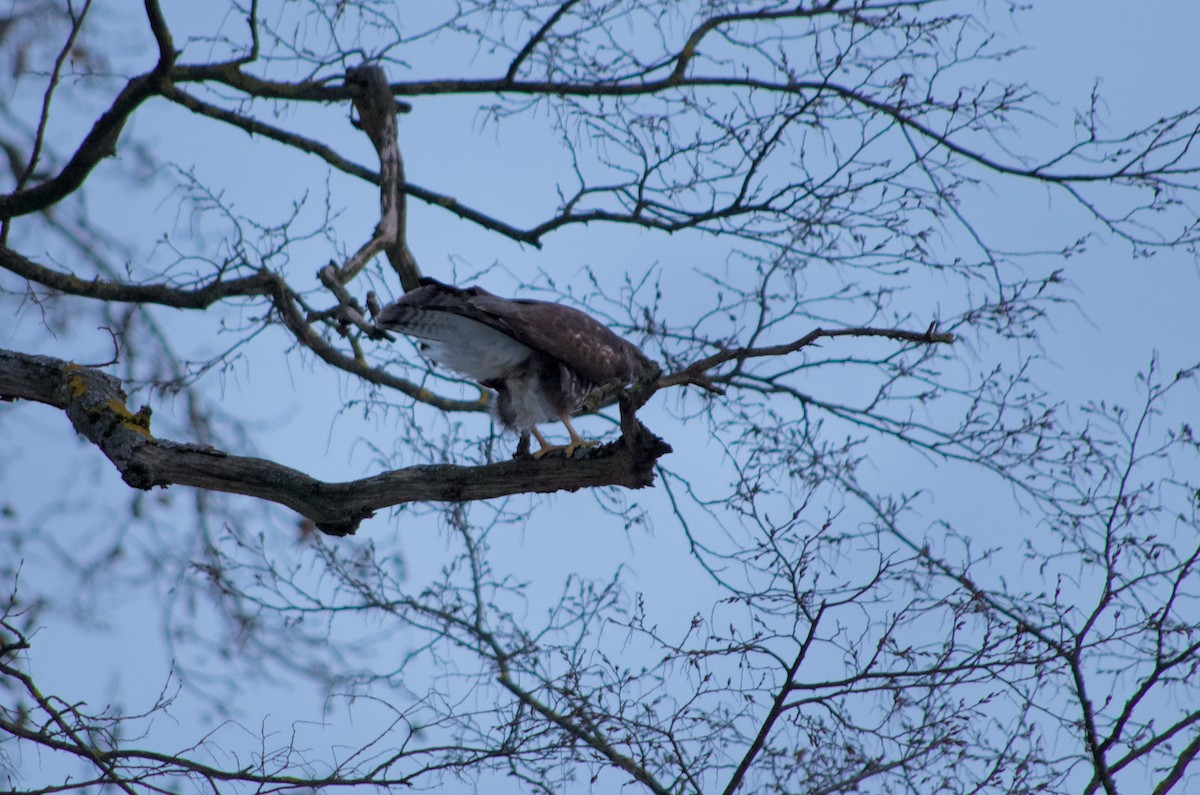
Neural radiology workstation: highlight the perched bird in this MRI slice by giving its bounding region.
[377,278,653,457]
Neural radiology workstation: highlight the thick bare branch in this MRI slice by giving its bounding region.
[0,348,670,536]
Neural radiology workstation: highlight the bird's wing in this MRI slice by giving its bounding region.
[379,279,650,386]
[377,284,533,381]
[463,293,650,387]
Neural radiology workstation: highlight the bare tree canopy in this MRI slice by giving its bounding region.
[2,2,1199,794]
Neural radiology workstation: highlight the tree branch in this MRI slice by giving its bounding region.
[0,243,275,307]
[0,0,177,221]
[0,243,484,411]
[0,71,162,220]
[1152,729,1200,795]
[658,325,955,393]
[170,61,413,109]
[343,64,421,291]
[0,349,670,536]
[160,83,541,246]
[504,0,581,83]
[9,0,95,204]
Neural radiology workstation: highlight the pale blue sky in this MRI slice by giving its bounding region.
[3,2,1199,792]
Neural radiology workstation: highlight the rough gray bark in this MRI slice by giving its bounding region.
[0,348,670,536]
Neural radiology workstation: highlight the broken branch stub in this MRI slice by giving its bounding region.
[343,64,422,292]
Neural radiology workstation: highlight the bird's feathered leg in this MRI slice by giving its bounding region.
[531,414,599,459]
[515,430,533,458]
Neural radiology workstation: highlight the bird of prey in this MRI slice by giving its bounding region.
[377,278,653,458]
